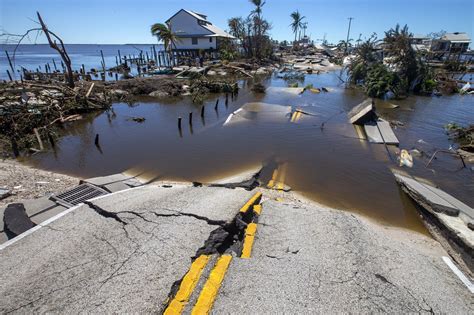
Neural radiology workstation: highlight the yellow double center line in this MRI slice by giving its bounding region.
[163,192,262,315]
[164,255,210,315]
[290,110,303,123]
[267,163,288,191]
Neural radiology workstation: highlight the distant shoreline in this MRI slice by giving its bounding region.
[0,43,161,46]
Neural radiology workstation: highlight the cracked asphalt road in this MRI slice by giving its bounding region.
[0,183,472,313]
[0,184,254,313]
[213,198,473,313]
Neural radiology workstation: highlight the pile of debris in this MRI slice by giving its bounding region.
[0,80,113,157]
[109,76,185,98]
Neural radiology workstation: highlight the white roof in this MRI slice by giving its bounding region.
[201,23,235,39]
[183,9,207,21]
[441,32,470,42]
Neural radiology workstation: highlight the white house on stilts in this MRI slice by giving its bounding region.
[166,9,235,51]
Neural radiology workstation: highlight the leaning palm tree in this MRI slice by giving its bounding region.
[150,23,179,66]
[290,11,305,45]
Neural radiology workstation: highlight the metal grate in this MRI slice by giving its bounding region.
[51,183,108,208]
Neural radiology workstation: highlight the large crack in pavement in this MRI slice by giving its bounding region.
[161,195,262,314]
[85,201,226,227]
[85,201,128,225]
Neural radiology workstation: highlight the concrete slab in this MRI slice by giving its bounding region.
[0,185,255,313]
[30,205,68,225]
[0,188,10,200]
[82,173,130,187]
[266,87,304,95]
[213,199,473,313]
[104,181,131,193]
[22,197,57,217]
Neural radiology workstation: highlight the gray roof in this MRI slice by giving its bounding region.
[441,32,471,42]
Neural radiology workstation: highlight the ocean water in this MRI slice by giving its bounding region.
[0,44,164,80]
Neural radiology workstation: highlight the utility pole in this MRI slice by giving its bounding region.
[345,17,354,55]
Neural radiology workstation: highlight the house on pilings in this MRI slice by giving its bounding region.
[166,9,235,52]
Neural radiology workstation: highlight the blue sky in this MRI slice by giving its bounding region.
[0,0,472,44]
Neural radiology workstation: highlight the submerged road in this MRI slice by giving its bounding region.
[0,182,472,313]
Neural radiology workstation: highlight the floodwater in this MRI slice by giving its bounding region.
[24,72,474,232]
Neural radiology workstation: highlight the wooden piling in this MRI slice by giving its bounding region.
[118,50,122,64]
[47,132,55,148]
[189,112,193,125]
[94,134,100,146]
[100,50,106,69]
[33,128,44,151]
[6,70,13,81]
[153,45,158,63]
[215,99,219,110]
[52,59,57,71]
[5,50,15,74]
[225,93,229,106]
[201,105,205,117]
[178,117,182,129]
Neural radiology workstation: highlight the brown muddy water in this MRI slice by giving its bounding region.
[24,72,474,232]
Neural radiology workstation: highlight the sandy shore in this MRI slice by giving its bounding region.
[0,159,79,208]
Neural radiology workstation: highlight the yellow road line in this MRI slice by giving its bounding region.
[267,168,279,188]
[191,255,233,315]
[241,223,258,258]
[295,111,302,121]
[253,204,262,215]
[164,255,211,315]
[276,163,288,191]
[239,192,262,213]
[290,111,298,122]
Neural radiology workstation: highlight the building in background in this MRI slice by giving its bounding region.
[166,9,235,51]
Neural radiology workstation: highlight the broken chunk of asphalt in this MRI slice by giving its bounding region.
[3,203,36,239]
[162,196,262,313]
[209,171,261,191]
[194,198,260,258]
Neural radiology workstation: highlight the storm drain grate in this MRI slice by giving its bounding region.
[51,183,109,208]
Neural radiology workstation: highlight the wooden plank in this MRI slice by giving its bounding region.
[85,83,95,98]
[363,121,383,143]
[376,119,399,145]
[348,98,373,124]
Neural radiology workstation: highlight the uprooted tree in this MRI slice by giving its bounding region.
[1,12,75,88]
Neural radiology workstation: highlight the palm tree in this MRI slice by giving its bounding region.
[248,0,266,57]
[150,23,179,66]
[249,0,265,19]
[290,11,305,44]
